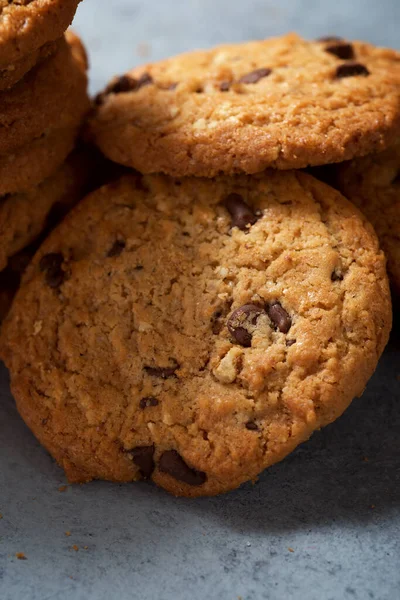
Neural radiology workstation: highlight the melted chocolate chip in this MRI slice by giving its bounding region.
[220,80,231,92]
[223,193,258,230]
[239,68,272,84]
[144,363,178,379]
[159,450,206,486]
[227,304,265,347]
[139,397,159,409]
[131,446,155,479]
[336,62,370,78]
[245,421,259,431]
[286,339,296,347]
[39,253,65,288]
[267,302,292,334]
[331,270,344,281]
[107,240,126,257]
[325,43,355,60]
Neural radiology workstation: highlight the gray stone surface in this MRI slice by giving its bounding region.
[1,1,400,598]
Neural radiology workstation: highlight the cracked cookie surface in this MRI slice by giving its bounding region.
[0,171,391,497]
[336,142,400,296]
[0,0,81,69]
[87,33,400,177]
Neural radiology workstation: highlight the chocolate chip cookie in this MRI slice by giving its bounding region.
[0,31,89,156]
[87,33,400,177]
[1,171,391,497]
[0,147,97,273]
[0,0,81,70]
[0,39,57,91]
[336,142,400,296]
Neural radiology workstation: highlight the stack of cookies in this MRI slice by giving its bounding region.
[0,0,90,318]
[1,33,399,497]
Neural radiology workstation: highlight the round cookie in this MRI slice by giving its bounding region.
[336,142,400,296]
[0,125,81,195]
[0,148,97,273]
[0,0,81,70]
[1,171,391,497]
[0,39,57,91]
[87,33,400,177]
[0,31,89,156]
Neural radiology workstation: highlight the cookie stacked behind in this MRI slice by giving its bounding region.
[0,1,90,317]
[1,33,397,497]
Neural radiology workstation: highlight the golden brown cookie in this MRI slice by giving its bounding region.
[0,148,97,273]
[0,126,82,196]
[0,31,89,156]
[1,171,391,497]
[0,39,57,91]
[336,142,400,296]
[0,0,81,70]
[87,33,400,177]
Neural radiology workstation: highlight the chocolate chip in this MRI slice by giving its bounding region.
[335,62,370,78]
[220,81,231,91]
[317,36,344,43]
[159,450,206,486]
[239,68,272,84]
[39,253,65,288]
[139,396,159,409]
[223,193,258,230]
[267,302,292,334]
[227,304,265,347]
[325,43,355,60]
[246,421,259,431]
[108,75,138,94]
[130,446,155,479]
[286,339,296,347]
[144,363,178,379]
[107,240,126,257]
[331,270,344,281]
[137,73,154,89]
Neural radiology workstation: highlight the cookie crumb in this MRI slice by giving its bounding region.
[83,546,88,550]
[71,545,79,552]
[65,531,71,537]
[58,485,68,492]
[16,553,27,560]
[370,504,376,509]
[288,547,294,553]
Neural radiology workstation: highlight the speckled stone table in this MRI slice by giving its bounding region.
[1,1,399,599]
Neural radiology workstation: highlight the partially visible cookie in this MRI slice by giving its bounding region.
[1,171,391,497]
[336,142,400,295]
[0,0,81,69]
[87,33,400,177]
[0,39,57,91]
[0,125,82,196]
[0,31,89,156]
[0,148,97,272]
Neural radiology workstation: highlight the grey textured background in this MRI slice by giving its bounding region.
[1,1,400,599]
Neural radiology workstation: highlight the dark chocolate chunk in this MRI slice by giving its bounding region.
[144,363,178,379]
[159,450,206,486]
[39,253,65,289]
[325,43,355,60]
[267,302,292,334]
[286,339,296,347]
[220,80,231,92]
[139,397,159,409]
[223,193,258,230]
[336,62,370,78]
[227,304,265,347]
[331,270,344,281]
[245,421,259,431]
[317,36,344,43]
[107,240,126,258]
[239,68,272,84]
[131,445,155,479]
[108,75,138,94]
